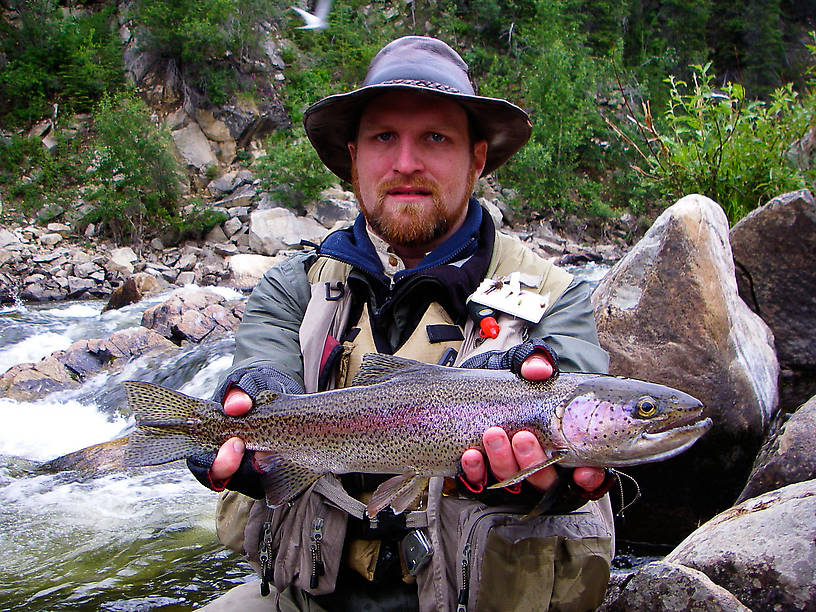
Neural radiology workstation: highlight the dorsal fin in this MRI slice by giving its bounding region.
[350,353,438,386]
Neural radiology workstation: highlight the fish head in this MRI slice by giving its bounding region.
[556,376,711,466]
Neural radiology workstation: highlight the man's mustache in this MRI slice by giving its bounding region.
[376,177,441,202]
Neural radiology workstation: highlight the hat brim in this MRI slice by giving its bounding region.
[303,84,532,183]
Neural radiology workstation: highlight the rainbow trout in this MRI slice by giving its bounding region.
[123,353,710,516]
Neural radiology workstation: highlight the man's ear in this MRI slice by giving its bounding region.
[347,141,356,160]
[472,140,488,177]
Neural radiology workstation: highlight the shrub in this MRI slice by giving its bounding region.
[84,92,183,243]
[255,129,336,210]
[608,63,815,223]
[0,133,83,220]
[0,0,123,127]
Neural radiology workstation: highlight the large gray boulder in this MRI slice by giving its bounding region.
[599,561,749,611]
[737,394,816,502]
[666,479,816,611]
[248,207,328,256]
[225,253,281,290]
[592,194,779,544]
[730,189,816,412]
[171,123,218,170]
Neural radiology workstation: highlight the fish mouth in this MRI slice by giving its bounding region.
[642,417,712,440]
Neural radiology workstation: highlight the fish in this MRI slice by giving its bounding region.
[123,353,711,517]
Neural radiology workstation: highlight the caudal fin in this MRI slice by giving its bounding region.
[122,381,216,467]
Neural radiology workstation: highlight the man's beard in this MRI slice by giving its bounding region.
[352,170,474,248]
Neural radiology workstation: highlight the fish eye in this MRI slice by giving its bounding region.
[636,397,658,418]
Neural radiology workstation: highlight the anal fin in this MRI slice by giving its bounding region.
[367,473,429,517]
[256,452,323,507]
[487,450,568,489]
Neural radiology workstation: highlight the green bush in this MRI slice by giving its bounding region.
[132,0,279,105]
[255,129,336,209]
[0,133,83,219]
[0,0,123,127]
[84,92,183,242]
[609,63,815,223]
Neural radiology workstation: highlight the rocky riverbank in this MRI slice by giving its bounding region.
[0,183,628,306]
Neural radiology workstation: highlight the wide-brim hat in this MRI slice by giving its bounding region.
[303,36,532,183]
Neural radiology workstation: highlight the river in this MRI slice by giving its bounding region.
[0,263,618,610]
[0,288,252,611]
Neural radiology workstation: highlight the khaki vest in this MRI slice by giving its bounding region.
[216,229,614,611]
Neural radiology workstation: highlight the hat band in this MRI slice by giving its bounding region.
[378,78,463,94]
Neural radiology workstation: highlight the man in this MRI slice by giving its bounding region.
[193,36,615,611]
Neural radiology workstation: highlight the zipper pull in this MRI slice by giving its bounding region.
[309,517,325,589]
[259,520,273,597]
[457,543,471,612]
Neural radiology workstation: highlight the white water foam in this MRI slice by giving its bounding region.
[0,397,128,462]
[0,331,74,375]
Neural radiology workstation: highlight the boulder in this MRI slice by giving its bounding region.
[140,287,243,343]
[40,436,129,473]
[308,186,359,228]
[598,561,749,611]
[225,253,280,290]
[249,207,328,256]
[666,479,816,611]
[103,272,166,311]
[215,183,257,208]
[0,228,20,247]
[730,189,816,411]
[171,123,218,170]
[107,246,139,276]
[195,109,233,142]
[0,355,79,401]
[216,98,290,148]
[478,197,504,228]
[737,394,816,502]
[592,194,779,544]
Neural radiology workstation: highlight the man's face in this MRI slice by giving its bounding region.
[348,91,487,250]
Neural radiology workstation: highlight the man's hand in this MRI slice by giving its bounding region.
[210,387,252,482]
[460,352,607,493]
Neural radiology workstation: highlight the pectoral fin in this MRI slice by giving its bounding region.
[487,450,568,489]
[367,473,429,517]
[256,453,323,507]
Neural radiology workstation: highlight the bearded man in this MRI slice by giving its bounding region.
[191,36,616,612]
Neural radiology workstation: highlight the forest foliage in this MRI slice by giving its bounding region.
[0,0,814,241]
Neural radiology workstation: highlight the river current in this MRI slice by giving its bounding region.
[0,263,613,611]
[0,287,252,611]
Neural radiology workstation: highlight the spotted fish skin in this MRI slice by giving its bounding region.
[123,353,710,515]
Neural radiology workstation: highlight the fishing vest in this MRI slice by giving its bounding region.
[217,229,615,611]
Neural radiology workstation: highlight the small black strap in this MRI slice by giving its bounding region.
[426,324,464,343]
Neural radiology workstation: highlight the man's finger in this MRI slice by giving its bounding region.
[210,436,245,481]
[519,353,554,381]
[511,430,558,491]
[223,388,252,416]
[573,466,606,492]
[482,427,519,482]
[460,448,486,487]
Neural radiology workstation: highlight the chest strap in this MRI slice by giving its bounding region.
[313,476,428,529]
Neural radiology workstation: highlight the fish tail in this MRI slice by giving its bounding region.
[122,381,219,467]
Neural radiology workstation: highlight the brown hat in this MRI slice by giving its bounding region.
[303,36,532,183]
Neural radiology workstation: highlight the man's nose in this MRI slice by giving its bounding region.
[392,139,423,174]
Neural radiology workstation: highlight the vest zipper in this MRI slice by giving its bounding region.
[456,507,523,611]
[309,516,325,588]
[259,518,274,596]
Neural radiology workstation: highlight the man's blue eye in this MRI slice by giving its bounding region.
[376,133,393,142]
[429,133,446,142]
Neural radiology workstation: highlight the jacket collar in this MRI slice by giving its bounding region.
[318,198,484,285]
